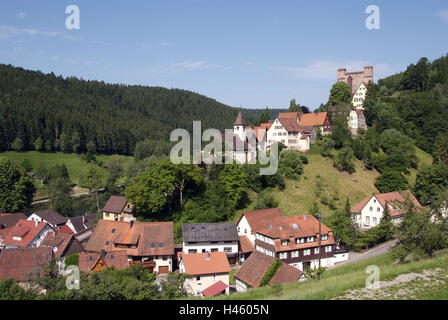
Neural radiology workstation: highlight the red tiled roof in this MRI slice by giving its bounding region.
[260,123,272,130]
[278,118,301,132]
[234,251,273,288]
[270,263,304,285]
[103,196,128,214]
[0,247,53,281]
[298,112,328,127]
[201,280,228,297]
[40,232,73,259]
[239,235,254,254]
[237,208,283,233]
[58,224,75,235]
[78,250,128,272]
[278,112,303,119]
[3,219,52,248]
[181,252,230,275]
[351,191,422,217]
[85,220,174,257]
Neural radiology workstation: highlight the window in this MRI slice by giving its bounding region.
[365,216,370,226]
[188,249,197,254]
[304,249,311,256]
[291,251,299,258]
[111,228,115,233]
[314,247,320,254]
[211,248,218,252]
[150,242,155,248]
[281,240,288,246]
[279,252,287,259]
[372,217,377,225]
[369,206,373,211]
[377,207,381,212]
[307,237,314,243]
[224,247,232,253]
[105,241,109,246]
[325,246,332,253]
[196,276,201,282]
[105,212,109,217]
[159,243,163,248]
[237,227,240,233]
[321,234,328,241]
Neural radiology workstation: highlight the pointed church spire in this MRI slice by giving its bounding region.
[234,111,247,126]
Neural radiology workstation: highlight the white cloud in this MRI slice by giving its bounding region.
[0,25,76,40]
[16,12,27,19]
[168,60,221,71]
[436,9,448,23]
[89,40,113,46]
[271,59,393,80]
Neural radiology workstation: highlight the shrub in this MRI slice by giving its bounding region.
[259,259,282,287]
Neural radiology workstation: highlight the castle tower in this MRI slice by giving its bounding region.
[337,68,347,82]
[364,66,374,84]
[233,111,247,141]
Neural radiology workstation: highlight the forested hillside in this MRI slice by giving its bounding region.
[365,54,448,155]
[0,64,269,156]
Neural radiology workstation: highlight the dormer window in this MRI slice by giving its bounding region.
[321,234,328,241]
[281,240,288,246]
[307,236,314,242]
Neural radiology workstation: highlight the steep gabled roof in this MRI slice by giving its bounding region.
[298,112,328,127]
[181,252,230,275]
[239,235,254,254]
[237,208,283,233]
[234,111,247,126]
[78,250,128,272]
[40,232,74,259]
[182,223,239,243]
[102,196,128,214]
[3,219,52,248]
[68,214,97,233]
[0,247,53,281]
[351,190,422,217]
[32,209,67,226]
[85,220,174,257]
[277,118,301,132]
[234,251,303,288]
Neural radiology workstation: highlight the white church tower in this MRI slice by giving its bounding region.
[233,111,247,141]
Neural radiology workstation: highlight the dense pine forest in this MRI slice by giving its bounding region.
[0,64,284,157]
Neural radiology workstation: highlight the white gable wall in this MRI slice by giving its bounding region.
[237,215,254,243]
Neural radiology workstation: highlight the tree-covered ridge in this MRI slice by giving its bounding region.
[366,54,448,154]
[0,64,265,156]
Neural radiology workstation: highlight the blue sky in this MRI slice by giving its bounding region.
[1,1,447,110]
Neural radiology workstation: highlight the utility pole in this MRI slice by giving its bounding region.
[318,212,322,280]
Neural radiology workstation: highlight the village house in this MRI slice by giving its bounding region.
[3,219,54,249]
[84,219,174,274]
[237,208,283,244]
[0,247,54,282]
[65,213,97,235]
[182,223,239,264]
[234,251,305,293]
[178,251,230,297]
[254,214,337,271]
[298,112,332,136]
[264,111,317,152]
[78,250,128,272]
[351,190,422,230]
[0,213,27,252]
[40,232,84,268]
[337,66,374,109]
[102,195,136,222]
[27,209,68,230]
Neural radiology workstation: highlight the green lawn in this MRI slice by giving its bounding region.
[407,147,433,186]
[271,147,380,218]
[0,151,133,185]
[211,249,448,300]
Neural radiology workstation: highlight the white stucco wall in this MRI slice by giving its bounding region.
[358,196,384,229]
[182,241,238,255]
[237,216,255,243]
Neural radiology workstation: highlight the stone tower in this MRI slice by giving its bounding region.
[337,66,374,95]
